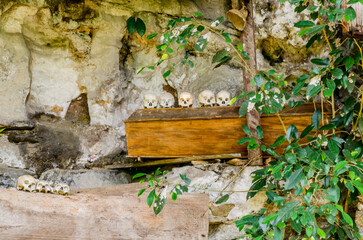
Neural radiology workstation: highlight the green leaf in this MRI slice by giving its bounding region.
[127,17,136,34]
[153,196,166,215]
[342,211,353,226]
[215,194,229,204]
[323,88,333,98]
[172,192,177,201]
[262,213,278,224]
[195,36,208,52]
[239,101,249,117]
[267,69,276,76]
[328,139,340,155]
[336,204,354,226]
[291,220,302,233]
[286,124,298,141]
[324,185,340,203]
[306,25,326,36]
[270,135,286,148]
[222,32,231,43]
[180,174,191,185]
[319,124,336,131]
[242,124,251,136]
[133,173,146,179]
[294,20,315,28]
[347,74,356,94]
[306,85,323,99]
[136,18,146,37]
[285,153,297,164]
[194,12,203,17]
[238,137,253,145]
[337,0,344,7]
[306,226,313,237]
[256,126,263,139]
[254,75,264,87]
[317,228,326,239]
[137,188,146,197]
[298,28,311,37]
[166,48,174,54]
[285,168,304,190]
[352,180,363,194]
[311,58,329,66]
[163,70,171,78]
[137,67,145,74]
[300,124,314,138]
[334,161,348,175]
[213,56,232,69]
[212,49,229,64]
[331,68,344,79]
[247,177,267,199]
[300,213,308,226]
[344,56,355,70]
[188,60,194,68]
[345,7,357,21]
[147,189,155,207]
[146,33,158,40]
[237,44,243,52]
[160,53,168,60]
[311,110,321,131]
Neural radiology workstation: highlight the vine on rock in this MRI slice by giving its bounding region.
[133,0,363,239]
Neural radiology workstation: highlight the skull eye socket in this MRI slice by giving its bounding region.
[187,98,190,101]
[219,97,223,100]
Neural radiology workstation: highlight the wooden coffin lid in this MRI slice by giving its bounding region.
[125,103,331,122]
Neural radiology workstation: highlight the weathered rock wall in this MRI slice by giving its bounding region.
[0,0,327,173]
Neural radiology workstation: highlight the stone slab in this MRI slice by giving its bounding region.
[0,183,209,239]
[40,169,131,189]
[0,164,34,189]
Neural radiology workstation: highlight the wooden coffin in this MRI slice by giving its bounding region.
[342,1,363,39]
[125,104,331,158]
[0,184,209,239]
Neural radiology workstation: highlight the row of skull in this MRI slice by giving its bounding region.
[16,175,70,196]
[143,90,232,109]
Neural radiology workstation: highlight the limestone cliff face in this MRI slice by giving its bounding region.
[0,0,327,173]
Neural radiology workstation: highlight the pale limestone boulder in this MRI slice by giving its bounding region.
[165,165,267,239]
[0,136,26,168]
[84,15,128,127]
[22,8,80,118]
[357,202,363,237]
[0,34,31,125]
[0,4,38,33]
[0,164,35,188]
[40,169,131,189]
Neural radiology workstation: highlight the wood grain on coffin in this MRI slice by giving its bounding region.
[125,104,331,158]
[0,184,209,240]
[342,1,363,39]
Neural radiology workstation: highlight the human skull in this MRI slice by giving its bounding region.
[143,94,158,109]
[159,93,175,108]
[36,180,53,193]
[16,175,37,192]
[216,90,232,106]
[198,90,216,107]
[53,183,71,196]
[178,92,194,108]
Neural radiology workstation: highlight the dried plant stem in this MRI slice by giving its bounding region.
[277,113,287,134]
